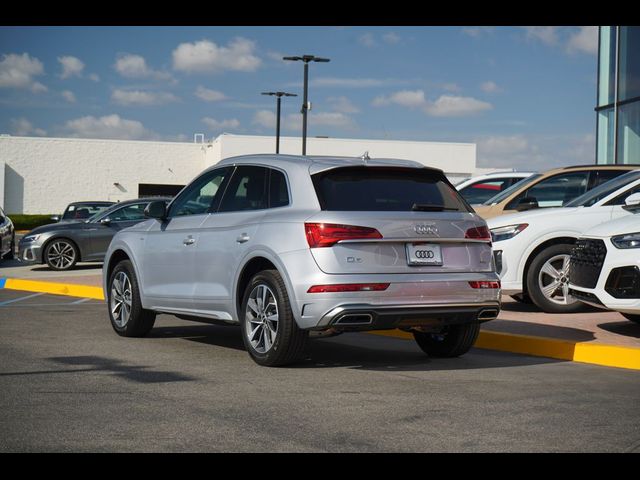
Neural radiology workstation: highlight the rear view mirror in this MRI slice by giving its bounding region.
[50,215,60,222]
[100,217,112,225]
[515,197,539,212]
[623,192,640,212]
[144,200,167,221]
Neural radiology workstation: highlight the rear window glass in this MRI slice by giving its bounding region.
[312,167,471,212]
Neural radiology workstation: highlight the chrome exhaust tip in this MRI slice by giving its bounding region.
[477,308,499,321]
[335,313,373,325]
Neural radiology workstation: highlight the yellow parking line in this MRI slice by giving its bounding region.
[3,278,104,300]
[370,329,640,371]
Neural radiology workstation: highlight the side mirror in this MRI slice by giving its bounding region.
[623,192,640,212]
[100,217,112,225]
[515,197,539,212]
[50,215,60,222]
[144,200,167,221]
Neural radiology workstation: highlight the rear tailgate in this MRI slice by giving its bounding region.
[306,211,493,274]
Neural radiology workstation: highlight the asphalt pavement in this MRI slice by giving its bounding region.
[1,289,639,452]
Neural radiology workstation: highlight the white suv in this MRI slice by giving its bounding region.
[103,154,500,366]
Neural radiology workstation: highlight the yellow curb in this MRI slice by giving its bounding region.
[3,278,104,300]
[369,329,640,371]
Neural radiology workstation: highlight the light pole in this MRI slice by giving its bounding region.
[261,91,297,154]
[282,54,330,155]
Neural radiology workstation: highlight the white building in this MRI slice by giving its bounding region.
[1,133,480,214]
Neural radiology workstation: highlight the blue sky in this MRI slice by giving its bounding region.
[0,26,599,169]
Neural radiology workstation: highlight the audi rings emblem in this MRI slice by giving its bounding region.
[414,224,438,235]
[415,250,435,259]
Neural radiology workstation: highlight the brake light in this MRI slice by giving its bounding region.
[468,281,501,289]
[305,223,382,248]
[307,283,390,293]
[465,225,491,242]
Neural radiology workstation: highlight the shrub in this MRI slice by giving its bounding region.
[7,214,57,231]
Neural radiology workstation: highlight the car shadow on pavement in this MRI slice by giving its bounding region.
[150,323,562,372]
[482,319,596,343]
[597,321,640,339]
[500,300,601,314]
[31,264,103,272]
[0,355,196,384]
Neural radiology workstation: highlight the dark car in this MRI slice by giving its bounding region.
[19,197,170,271]
[0,206,15,261]
[52,201,116,222]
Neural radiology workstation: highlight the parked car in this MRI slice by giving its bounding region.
[569,199,640,324]
[19,197,170,271]
[488,170,640,313]
[52,201,115,222]
[474,165,639,219]
[0,206,15,261]
[103,154,501,367]
[456,171,536,205]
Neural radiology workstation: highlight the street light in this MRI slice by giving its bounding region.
[283,54,331,155]
[261,91,297,154]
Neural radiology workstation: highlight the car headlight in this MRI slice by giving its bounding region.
[490,224,528,242]
[22,234,41,243]
[611,232,640,249]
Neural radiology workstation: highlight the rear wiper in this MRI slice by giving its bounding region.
[411,203,459,212]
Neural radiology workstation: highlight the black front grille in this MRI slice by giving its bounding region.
[570,239,607,288]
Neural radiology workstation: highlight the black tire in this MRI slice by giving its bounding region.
[526,243,584,314]
[44,238,79,271]
[621,313,640,324]
[107,259,156,337]
[2,234,14,260]
[240,269,308,367]
[413,321,480,358]
[510,293,532,304]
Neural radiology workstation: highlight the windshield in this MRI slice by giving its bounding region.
[564,170,640,207]
[62,203,113,220]
[482,174,543,205]
[86,203,120,223]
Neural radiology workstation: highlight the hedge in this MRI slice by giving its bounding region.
[7,214,57,231]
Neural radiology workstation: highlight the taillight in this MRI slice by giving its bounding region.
[305,223,382,248]
[307,283,390,293]
[465,225,491,242]
[468,281,501,289]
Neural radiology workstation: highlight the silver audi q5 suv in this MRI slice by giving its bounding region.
[103,154,500,366]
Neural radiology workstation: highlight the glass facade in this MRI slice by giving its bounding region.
[596,26,640,164]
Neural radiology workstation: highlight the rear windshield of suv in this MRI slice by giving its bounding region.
[312,166,471,212]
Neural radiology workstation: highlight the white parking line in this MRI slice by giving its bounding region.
[0,292,46,306]
[70,298,92,304]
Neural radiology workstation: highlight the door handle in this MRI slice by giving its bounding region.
[183,237,196,246]
[236,233,250,244]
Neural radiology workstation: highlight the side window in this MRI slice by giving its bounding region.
[591,170,626,188]
[460,178,511,204]
[506,172,589,209]
[269,169,290,208]
[109,203,147,222]
[169,167,230,217]
[218,166,268,212]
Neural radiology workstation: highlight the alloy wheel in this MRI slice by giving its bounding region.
[110,271,132,328]
[537,254,577,306]
[47,240,76,269]
[245,284,279,354]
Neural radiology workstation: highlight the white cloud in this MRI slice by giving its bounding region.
[567,26,598,55]
[382,32,401,44]
[111,89,179,106]
[195,86,227,102]
[523,26,560,46]
[201,117,240,131]
[58,55,84,79]
[172,37,261,73]
[309,112,356,129]
[462,27,495,38]
[0,53,47,92]
[88,73,100,82]
[373,89,492,117]
[441,83,462,93]
[61,90,76,103]
[10,118,46,136]
[252,109,354,132]
[327,96,359,114]
[480,81,501,93]
[424,95,492,117]
[252,110,277,129]
[358,33,376,47]
[63,114,158,140]
[114,54,174,82]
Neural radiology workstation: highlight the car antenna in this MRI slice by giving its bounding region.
[360,151,370,164]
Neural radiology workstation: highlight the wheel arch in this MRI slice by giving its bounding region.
[41,235,82,263]
[521,236,577,294]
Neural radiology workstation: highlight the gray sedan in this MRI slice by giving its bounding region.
[19,197,170,271]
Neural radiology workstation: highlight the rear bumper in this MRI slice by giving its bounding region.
[313,301,501,331]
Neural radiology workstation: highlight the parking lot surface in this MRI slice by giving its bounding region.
[1,289,639,452]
